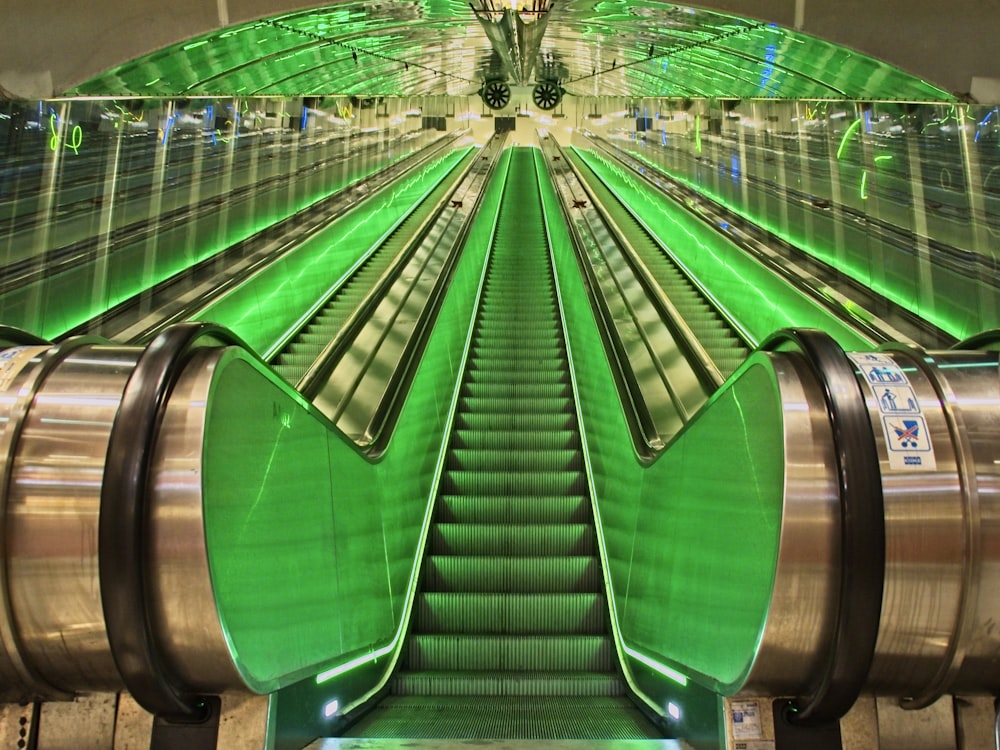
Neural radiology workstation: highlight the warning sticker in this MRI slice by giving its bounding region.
[0,346,47,392]
[731,699,763,740]
[850,352,936,471]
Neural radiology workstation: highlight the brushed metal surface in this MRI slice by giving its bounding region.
[6,344,139,692]
[146,347,244,692]
[864,349,967,697]
[740,350,841,694]
[862,347,1000,702]
[0,344,54,696]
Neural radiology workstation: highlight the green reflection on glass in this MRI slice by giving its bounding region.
[623,361,782,689]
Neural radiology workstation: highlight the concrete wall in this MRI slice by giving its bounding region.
[1,0,997,100]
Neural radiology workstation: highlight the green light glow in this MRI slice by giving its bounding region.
[316,645,394,684]
[572,147,872,351]
[624,646,689,686]
[860,169,869,199]
[694,115,701,153]
[66,2,954,99]
[874,154,893,164]
[836,118,862,160]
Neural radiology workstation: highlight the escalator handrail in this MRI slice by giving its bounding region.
[536,138,663,456]
[763,328,885,724]
[99,321,244,722]
[295,145,477,401]
[952,329,1000,350]
[0,326,50,347]
[359,138,509,454]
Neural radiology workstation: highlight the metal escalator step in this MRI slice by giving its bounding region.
[458,395,573,416]
[467,367,567,384]
[423,555,602,593]
[406,634,615,671]
[437,495,588,524]
[442,470,587,496]
[346,695,659,739]
[461,382,570,400]
[456,412,574,432]
[392,670,624,697]
[430,523,594,556]
[414,593,606,634]
[446,448,582,473]
[451,428,579,452]
[468,354,565,371]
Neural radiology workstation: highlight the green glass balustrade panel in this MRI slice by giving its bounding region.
[202,148,508,698]
[622,361,783,689]
[542,144,784,687]
[571,146,874,352]
[194,147,471,355]
[202,357,375,691]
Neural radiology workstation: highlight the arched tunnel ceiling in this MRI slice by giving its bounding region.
[67,1,953,102]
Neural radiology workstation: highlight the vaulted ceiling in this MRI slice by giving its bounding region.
[66,1,952,102]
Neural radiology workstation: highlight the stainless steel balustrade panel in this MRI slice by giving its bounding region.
[739,350,842,695]
[6,345,139,692]
[863,350,966,695]
[146,347,244,693]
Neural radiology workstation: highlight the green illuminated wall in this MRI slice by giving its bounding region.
[585,98,1000,341]
[0,97,439,340]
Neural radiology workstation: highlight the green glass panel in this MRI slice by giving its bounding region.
[202,149,508,702]
[623,362,783,688]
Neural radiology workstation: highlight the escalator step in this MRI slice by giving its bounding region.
[446,448,581,472]
[430,523,594,556]
[442,470,587,496]
[414,593,606,634]
[346,696,659,740]
[406,634,615,671]
[392,671,624,697]
[458,395,573,416]
[456,412,575,432]
[437,494,588,524]
[462,382,570,400]
[451,428,578,452]
[423,555,602,593]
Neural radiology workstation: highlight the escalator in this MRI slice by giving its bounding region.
[269,148,474,385]
[564,148,750,379]
[343,148,660,739]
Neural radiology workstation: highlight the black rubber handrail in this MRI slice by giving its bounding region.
[99,321,243,722]
[952,329,1000,351]
[0,325,49,347]
[763,328,885,724]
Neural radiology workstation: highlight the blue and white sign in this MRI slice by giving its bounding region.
[0,346,47,392]
[850,352,936,471]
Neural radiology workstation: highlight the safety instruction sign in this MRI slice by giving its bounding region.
[0,346,46,392]
[730,699,763,740]
[850,352,936,471]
